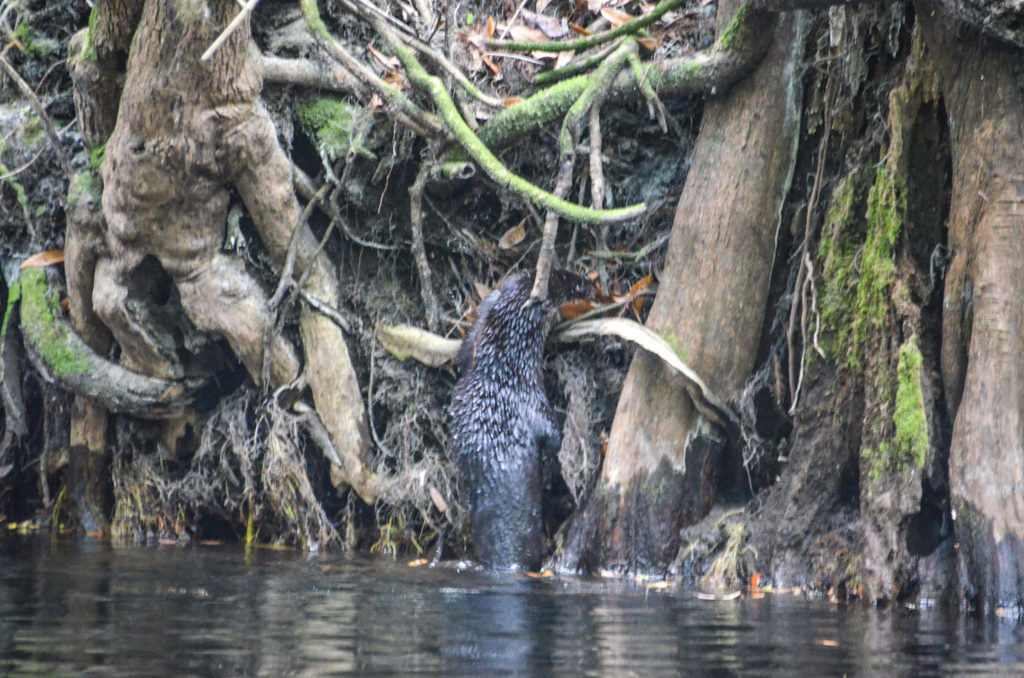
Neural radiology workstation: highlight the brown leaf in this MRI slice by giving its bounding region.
[429,485,448,512]
[367,44,400,71]
[521,9,569,39]
[637,35,659,51]
[553,49,575,70]
[497,221,527,249]
[600,7,635,27]
[503,96,524,107]
[19,249,64,269]
[487,15,495,38]
[560,299,595,319]
[481,53,501,75]
[568,23,591,36]
[629,273,653,317]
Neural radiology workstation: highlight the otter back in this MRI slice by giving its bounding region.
[448,269,593,570]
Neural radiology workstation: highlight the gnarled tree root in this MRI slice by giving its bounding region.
[16,268,202,419]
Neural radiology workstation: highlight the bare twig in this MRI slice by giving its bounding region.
[201,0,260,62]
[0,53,71,178]
[409,162,442,332]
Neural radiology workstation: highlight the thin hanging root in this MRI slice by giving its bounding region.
[629,53,668,133]
[409,162,441,332]
[201,0,260,62]
[379,22,646,225]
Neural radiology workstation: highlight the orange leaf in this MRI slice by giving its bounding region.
[629,273,653,317]
[637,36,659,51]
[487,15,495,38]
[19,249,64,269]
[568,23,591,36]
[600,7,635,28]
[481,53,501,75]
[498,221,527,249]
[750,572,763,588]
[559,299,594,319]
[503,96,524,107]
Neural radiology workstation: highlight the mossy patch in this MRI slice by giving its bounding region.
[851,163,905,363]
[1,276,21,340]
[817,170,863,360]
[718,0,751,49]
[298,97,376,161]
[893,334,928,469]
[88,143,106,172]
[861,335,928,486]
[660,329,689,362]
[68,171,100,205]
[18,268,91,378]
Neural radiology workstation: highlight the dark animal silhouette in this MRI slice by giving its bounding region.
[449,269,594,570]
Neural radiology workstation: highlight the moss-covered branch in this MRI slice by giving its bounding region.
[17,268,202,418]
[299,0,444,139]
[473,3,777,153]
[485,0,687,53]
[383,26,646,224]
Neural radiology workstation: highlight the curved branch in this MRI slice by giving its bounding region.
[383,26,646,225]
[17,268,201,419]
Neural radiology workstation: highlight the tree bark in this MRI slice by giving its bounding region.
[917,0,1024,611]
[556,3,803,573]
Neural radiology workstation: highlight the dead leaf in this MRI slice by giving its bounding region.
[487,15,495,38]
[569,23,591,36]
[522,9,569,39]
[587,0,608,13]
[559,299,594,319]
[637,35,660,51]
[503,96,524,107]
[408,558,428,567]
[629,273,653,318]
[600,7,635,28]
[497,221,526,249]
[375,322,462,367]
[367,44,400,71]
[481,53,501,75]
[428,485,448,512]
[553,50,575,70]
[19,249,64,269]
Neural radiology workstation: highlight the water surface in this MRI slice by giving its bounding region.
[2,536,1023,676]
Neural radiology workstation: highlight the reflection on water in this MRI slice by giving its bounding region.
[2,536,1024,677]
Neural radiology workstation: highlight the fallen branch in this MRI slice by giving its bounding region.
[555,317,741,437]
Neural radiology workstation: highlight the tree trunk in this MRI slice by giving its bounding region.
[556,3,803,573]
[918,0,1024,611]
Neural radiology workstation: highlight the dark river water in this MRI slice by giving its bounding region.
[2,536,1024,677]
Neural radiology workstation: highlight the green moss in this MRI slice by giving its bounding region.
[817,171,862,360]
[68,171,100,205]
[718,0,751,49]
[300,0,332,42]
[13,21,57,58]
[88,143,106,172]
[18,268,91,378]
[893,334,929,469]
[1,277,21,340]
[660,329,689,362]
[851,163,906,363]
[0,163,30,211]
[80,6,98,61]
[298,97,375,161]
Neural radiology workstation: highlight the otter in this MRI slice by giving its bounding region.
[449,269,595,571]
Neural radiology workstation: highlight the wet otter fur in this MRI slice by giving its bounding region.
[449,269,595,570]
